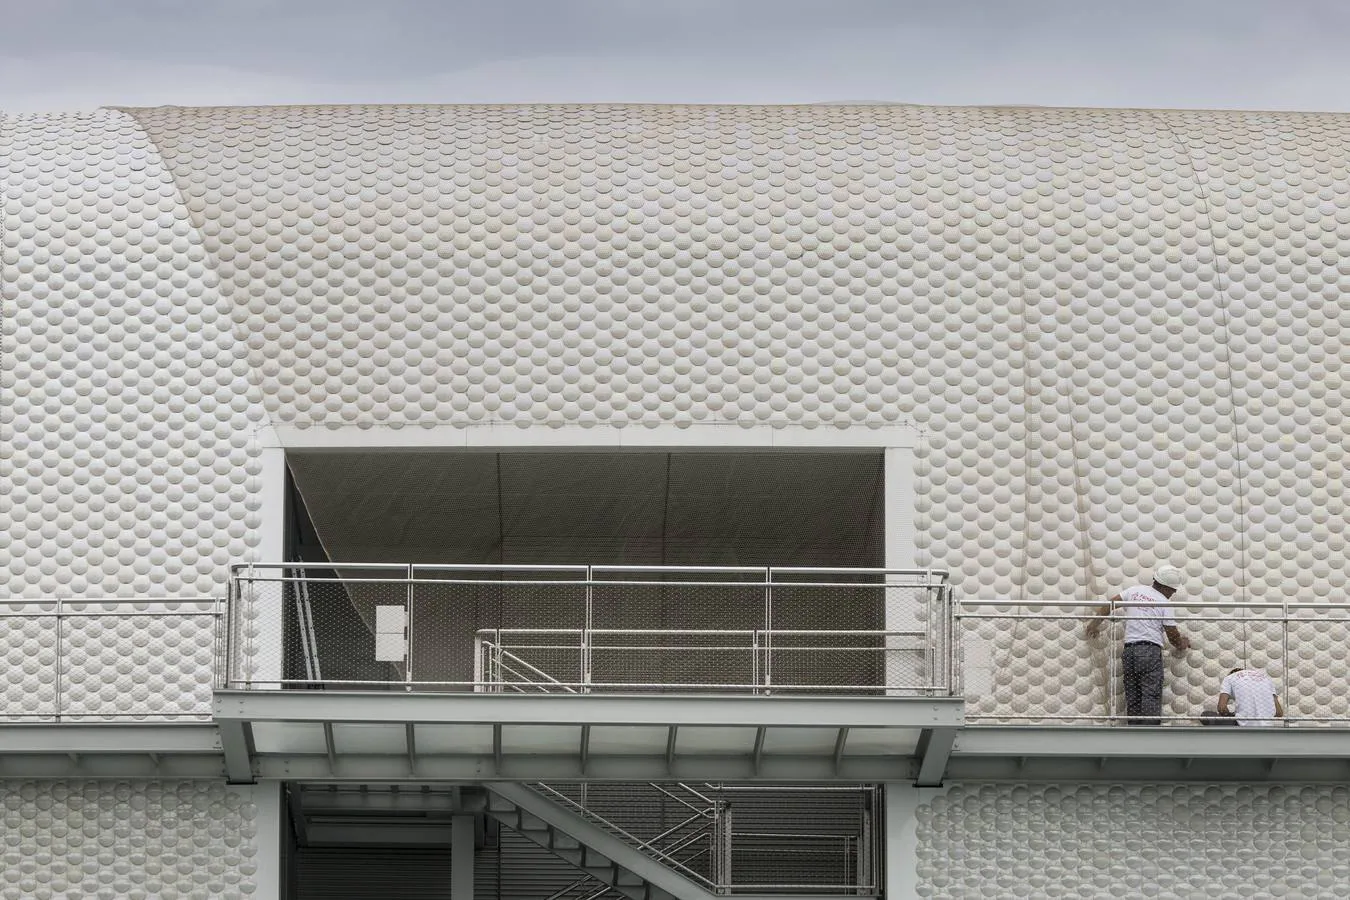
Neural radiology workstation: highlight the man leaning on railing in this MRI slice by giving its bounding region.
[1085,566,1193,726]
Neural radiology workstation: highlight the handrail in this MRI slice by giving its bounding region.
[228,563,956,697]
[0,600,220,722]
[531,783,720,889]
[481,641,578,691]
[959,602,1350,727]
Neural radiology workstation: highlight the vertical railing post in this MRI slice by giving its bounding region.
[751,630,760,695]
[1282,598,1290,724]
[925,575,937,693]
[583,566,593,693]
[217,580,228,691]
[951,585,962,699]
[857,802,872,895]
[763,568,772,694]
[945,581,955,696]
[493,631,503,693]
[405,564,415,691]
[55,598,64,722]
[723,804,734,895]
[1107,604,1118,725]
[245,562,258,689]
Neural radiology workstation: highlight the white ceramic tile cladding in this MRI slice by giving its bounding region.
[3,111,269,600]
[0,780,258,898]
[3,106,1347,722]
[0,602,216,721]
[915,783,1350,898]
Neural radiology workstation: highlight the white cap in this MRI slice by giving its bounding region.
[1153,565,1184,589]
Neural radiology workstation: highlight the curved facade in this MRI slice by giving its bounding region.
[3,104,1347,730]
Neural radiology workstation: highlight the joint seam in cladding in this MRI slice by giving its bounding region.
[1150,110,1252,661]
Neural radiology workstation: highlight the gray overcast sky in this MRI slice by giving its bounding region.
[4,0,1350,113]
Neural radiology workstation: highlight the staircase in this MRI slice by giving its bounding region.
[484,782,880,900]
[485,782,703,900]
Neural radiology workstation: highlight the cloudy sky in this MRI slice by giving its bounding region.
[4,0,1349,113]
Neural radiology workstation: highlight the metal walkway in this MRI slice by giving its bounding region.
[212,690,964,786]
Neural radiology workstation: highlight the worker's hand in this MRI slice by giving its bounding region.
[1085,619,1102,640]
[1174,634,1193,652]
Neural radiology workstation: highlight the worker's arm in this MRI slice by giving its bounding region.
[1164,624,1191,651]
[1274,694,1285,718]
[1085,596,1119,639]
[1217,692,1232,716]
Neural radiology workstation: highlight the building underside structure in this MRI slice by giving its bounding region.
[2,102,1349,898]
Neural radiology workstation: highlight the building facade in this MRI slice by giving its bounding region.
[2,104,1348,898]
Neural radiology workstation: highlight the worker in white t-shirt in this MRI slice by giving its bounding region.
[1085,566,1192,725]
[1201,666,1284,727]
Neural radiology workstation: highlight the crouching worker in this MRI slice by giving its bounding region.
[1200,665,1284,727]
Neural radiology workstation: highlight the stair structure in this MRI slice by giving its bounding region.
[484,782,879,900]
[485,782,695,900]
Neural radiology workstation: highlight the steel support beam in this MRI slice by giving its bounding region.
[214,690,963,730]
[832,727,850,774]
[0,753,226,779]
[297,786,469,814]
[955,726,1350,759]
[0,724,220,753]
[945,726,1350,782]
[666,725,679,774]
[217,718,257,784]
[452,814,475,900]
[306,822,457,848]
[255,752,917,782]
[0,725,225,779]
[943,755,1350,783]
[913,726,956,787]
[286,785,310,848]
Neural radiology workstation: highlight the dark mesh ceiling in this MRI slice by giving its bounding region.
[287,450,884,568]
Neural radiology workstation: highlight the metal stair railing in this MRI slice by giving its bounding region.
[479,638,580,694]
[486,781,706,900]
[544,875,624,900]
[533,782,722,891]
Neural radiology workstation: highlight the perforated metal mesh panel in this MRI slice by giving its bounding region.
[286,451,885,569]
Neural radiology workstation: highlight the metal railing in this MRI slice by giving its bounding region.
[959,599,1350,726]
[537,782,725,890]
[225,564,957,697]
[0,599,220,721]
[534,782,881,895]
[474,628,946,695]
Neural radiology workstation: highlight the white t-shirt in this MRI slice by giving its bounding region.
[1116,585,1176,646]
[1220,669,1279,727]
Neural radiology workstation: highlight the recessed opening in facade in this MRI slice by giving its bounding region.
[279,450,888,692]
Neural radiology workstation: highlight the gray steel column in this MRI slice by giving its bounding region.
[452,813,475,900]
[243,782,284,900]
[884,782,921,900]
